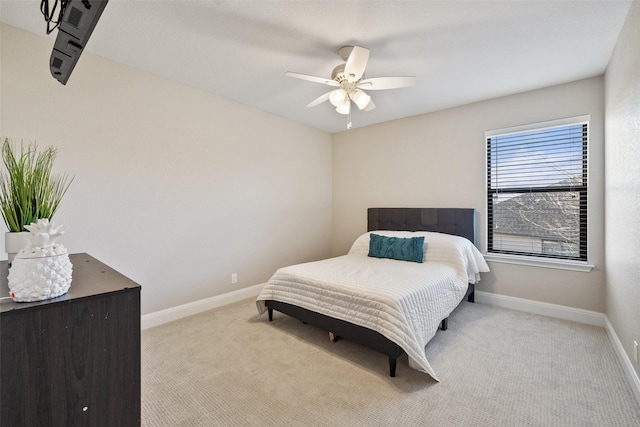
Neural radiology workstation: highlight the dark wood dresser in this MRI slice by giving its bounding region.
[0,253,141,426]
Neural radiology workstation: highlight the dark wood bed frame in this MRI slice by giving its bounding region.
[265,207,477,377]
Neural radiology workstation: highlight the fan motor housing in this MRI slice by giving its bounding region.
[331,64,347,82]
[332,64,362,86]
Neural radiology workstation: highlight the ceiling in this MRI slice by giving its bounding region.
[0,0,633,133]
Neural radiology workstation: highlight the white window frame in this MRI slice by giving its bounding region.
[484,115,594,272]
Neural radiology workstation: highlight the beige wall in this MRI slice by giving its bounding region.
[604,0,640,379]
[3,12,629,321]
[332,77,605,312]
[0,24,333,314]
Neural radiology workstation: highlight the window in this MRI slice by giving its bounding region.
[486,117,588,262]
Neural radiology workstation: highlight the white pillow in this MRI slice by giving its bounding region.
[348,230,490,283]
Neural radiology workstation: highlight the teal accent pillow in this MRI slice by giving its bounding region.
[368,234,425,263]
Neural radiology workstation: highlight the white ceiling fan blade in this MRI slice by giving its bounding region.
[357,76,416,90]
[305,91,332,107]
[285,72,339,87]
[344,46,369,82]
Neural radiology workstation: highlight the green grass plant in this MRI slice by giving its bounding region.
[0,138,74,232]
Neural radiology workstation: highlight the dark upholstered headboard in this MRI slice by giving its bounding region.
[367,208,477,245]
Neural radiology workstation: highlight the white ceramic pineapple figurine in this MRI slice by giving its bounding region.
[7,219,73,302]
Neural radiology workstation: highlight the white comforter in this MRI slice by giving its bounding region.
[256,231,489,380]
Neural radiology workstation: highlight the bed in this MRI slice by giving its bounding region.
[256,207,489,380]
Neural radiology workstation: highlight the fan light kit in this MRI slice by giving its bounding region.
[286,45,416,129]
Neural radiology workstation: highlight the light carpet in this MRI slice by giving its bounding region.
[141,299,640,426]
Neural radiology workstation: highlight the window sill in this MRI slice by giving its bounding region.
[483,253,594,272]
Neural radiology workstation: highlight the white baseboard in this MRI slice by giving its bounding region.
[474,290,605,326]
[475,290,639,406]
[141,283,264,330]
[604,317,640,406]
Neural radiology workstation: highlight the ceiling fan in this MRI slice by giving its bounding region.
[286,45,416,121]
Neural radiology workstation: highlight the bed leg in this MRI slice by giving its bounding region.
[468,291,475,303]
[389,357,397,377]
[329,332,340,343]
[268,308,273,321]
[440,317,448,330]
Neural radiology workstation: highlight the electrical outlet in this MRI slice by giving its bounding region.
[231,273,238,284]
[634,341,638,364]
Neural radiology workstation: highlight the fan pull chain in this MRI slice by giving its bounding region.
[347,109,352,130]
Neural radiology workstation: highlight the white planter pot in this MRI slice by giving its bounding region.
[5,231,29,264]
